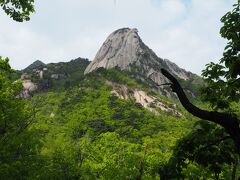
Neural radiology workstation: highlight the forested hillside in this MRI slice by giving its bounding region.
[1,58,239,179]
[0,0,239,179]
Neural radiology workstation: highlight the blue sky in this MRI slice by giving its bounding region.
[0,0,236,74]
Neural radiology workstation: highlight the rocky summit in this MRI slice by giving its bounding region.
[84,28,141,74]
[84,28,197,96]
[19,28,201,98]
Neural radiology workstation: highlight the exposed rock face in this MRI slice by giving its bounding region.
[84,28,193,95]
[85,28,141,74]
[21,77,38,98]
[108,81,182,116]
[162,59,189,80]
[22,80,37,92]
[51,74,66,80]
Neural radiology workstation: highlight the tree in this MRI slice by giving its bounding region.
[0,0,35,22]
[161,1,240,153]
[0,57,36,142]
[0,57,24,137]
[201,0,240,110]
[160,2,240,178]
[0,57,40,178]
[160,121,238,179]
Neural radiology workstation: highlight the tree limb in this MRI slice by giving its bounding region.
[160,68,240,153]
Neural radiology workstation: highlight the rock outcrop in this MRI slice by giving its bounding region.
[108,81,182,116]
[85,28,142,74]
[20,74,37,98]
[84,28,194,95]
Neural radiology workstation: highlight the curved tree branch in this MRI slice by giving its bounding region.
[161,68,240,153]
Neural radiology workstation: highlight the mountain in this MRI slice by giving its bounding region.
[23,60,45,72]
[84,28,141,74]
[84,28,190,78]
[6,28,235,179]
[20,28,201,98]
[20,57,90,96]
[84,28,200,96]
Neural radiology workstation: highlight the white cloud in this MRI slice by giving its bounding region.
[0,0,236,74]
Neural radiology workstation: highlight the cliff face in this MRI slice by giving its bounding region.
[84,28,195,95]
[84,28,142,74]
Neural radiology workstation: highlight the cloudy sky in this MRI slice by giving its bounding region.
[0,0,236,74]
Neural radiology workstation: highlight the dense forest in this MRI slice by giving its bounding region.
[1,59,240,179]
[0,0,240,179]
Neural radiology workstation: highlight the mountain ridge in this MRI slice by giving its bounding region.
[20,28,201,98]
[84,28,192,79]
[23,60,45,71]
[84,28,200,96]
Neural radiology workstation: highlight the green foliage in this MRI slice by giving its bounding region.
[0,57,27,138]
[87,67,140,88]
[0,57,12,73]
[45,58,89,88]
[161,121,238,179]
[201,1,240,110]
[1,57,239,178]
[0,0,35,22]
[21,58,90,92]
[165,2,240,178]
[177,75,203,98]
[0,57,43,179]
[16,72,192,179]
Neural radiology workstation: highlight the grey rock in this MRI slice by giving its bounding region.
[51,74,66,80]
[84,28,141,74]
[85,28,195,96]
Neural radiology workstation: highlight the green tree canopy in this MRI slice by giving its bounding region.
[201,1,240,110]
[160,2,240,178]
[0,0,35,22]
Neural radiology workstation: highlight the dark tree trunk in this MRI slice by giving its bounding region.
[160,69,240,154]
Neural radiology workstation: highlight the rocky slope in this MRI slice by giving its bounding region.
[84,28,192,87]
[107,81,182,116]
[21,28,201,98]
[84,28,196,96]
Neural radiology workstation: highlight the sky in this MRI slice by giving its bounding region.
[0,0,236,74]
